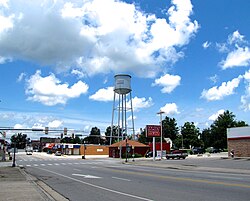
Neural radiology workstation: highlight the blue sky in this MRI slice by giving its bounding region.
[0,0,250,140]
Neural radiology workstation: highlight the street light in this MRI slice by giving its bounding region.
[157,111,165,159]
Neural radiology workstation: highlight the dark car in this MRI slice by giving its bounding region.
[192,148,205,154]
[47,150,52,154]
[145,151,156,158]
[208,147,220,153]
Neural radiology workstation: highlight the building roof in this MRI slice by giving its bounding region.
[109,140,149,147]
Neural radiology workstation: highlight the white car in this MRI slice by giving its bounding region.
[55,151,62,156]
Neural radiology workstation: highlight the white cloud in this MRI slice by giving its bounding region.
[0,14,14,32]
[48,120,63,128]
[160,103,180,115]
[209,74,219,84]
[208,109,225,121]
[127,115,136,121]
[17,72,26,82]
[14,123,26,129]
[153,74,181,93]
[220,47,250,69]
[89,87,114,102]
[25,70,89,106]
[241,70,250,111]
[228,30,245,45]
[130,96,153,111]
[202,41,211,49]
[0,0,198,78]
[71,69,85,79]
[201,76,242,101]
[218,31,250,69]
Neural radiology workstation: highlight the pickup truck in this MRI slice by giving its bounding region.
[166,150,188,159]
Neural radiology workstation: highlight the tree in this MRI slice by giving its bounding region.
[209,110,248,149]
[162,116,179,142]
[84,127,105,145]
[105,125,122,144]
[180,122,202,149]
[61,136,82,144]
[10,133,27,149]
[200,128,213,148]
[138,128,147,144]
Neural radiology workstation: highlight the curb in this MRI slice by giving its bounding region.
[19,167,69,201]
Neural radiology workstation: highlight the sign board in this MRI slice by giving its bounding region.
[156,150,162,159]
[146,125,161,137]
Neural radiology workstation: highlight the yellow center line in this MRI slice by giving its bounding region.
[105,167,250,188]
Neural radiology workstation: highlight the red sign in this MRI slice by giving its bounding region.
[146,125,161,137]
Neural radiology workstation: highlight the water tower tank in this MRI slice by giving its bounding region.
[114,74,131,94]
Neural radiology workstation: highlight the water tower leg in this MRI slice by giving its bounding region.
[110,92,116,145]
[129,92,135,139]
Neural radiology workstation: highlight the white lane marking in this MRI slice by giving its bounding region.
[34,164,38,166]
[36,167,153,201]
[48,164,52,166]
[73,169,81,171]
[72,174,101,179]
[54,163,59,166]
[41,164,45,166]
[26,165,31,167]
[112,177,131,182]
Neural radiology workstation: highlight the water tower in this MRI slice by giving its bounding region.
[110,74,135,145]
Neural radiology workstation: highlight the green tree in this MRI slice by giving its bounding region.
[200,128,213,148]
[138,128,147,144]
[180,122,202,149]
[10,133,27,149]
[61,136,74,143]
[162,116,179,141]
[105,126,122,144]
[84,127,105,145]
[209,110,248,149]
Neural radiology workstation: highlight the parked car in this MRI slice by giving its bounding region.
[145,151,156,158]
[26,151,32,155]
[207,147,220,153]
[47,150,52,154]
[166,150,188,159]
[55,151,62,156]
[192,147,205,154]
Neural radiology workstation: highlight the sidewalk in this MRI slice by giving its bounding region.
[0,161,68,201]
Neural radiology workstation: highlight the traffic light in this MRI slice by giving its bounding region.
[45,127,49,134]
[64,127,67,135]
[72,133,74,139]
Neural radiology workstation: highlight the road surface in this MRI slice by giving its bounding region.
[16,152,250,201]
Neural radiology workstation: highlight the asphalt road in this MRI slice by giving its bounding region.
[16,153,250,201]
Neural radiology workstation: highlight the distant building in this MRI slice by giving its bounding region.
[109,140,150,158]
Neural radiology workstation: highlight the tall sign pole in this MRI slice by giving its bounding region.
[157,111,165,159]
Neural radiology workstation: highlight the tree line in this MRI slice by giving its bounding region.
[10,110,248,150]
[138,110,248,150]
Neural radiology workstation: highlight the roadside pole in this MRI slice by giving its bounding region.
[153,137,155,161]
[12,142,16,167]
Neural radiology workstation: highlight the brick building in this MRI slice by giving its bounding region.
[227,127,250,157]
[109,140,150,158]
